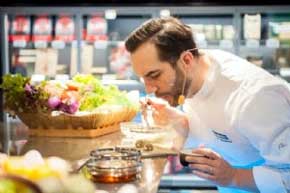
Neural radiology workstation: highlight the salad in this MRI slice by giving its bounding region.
[1,74,138,116]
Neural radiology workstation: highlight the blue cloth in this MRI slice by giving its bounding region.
[218,187,253,193]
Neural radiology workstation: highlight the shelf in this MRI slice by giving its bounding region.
[101,79,144,91]
[240,39,290,49]
[3,5,290,86]
[265,68,280,75]
[160,166,216,189]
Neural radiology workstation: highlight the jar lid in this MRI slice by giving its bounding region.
[88,147,141,169]
[86,147,142,183]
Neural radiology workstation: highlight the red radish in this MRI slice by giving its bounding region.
[48,96,61,109]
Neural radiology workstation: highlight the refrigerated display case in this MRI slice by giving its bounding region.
[239,12,290,76]
[1,6,290,82]
[6,14,76,79]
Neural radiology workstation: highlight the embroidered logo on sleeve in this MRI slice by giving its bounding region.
[278,142,287,150]
[212,130,232,143]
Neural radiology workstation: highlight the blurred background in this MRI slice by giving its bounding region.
[1,1,290,192]
[1,0,290,124]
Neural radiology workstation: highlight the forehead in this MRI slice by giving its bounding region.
[130,42,173,77]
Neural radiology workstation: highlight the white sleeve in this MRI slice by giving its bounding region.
[237,86,290,193]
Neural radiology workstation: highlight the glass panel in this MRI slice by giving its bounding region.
[81,14,150,79]
[176,14,235,53]
[107,15,151,80]
[240,13,290,79]
[8,14,76,80]
[81,14,108,77]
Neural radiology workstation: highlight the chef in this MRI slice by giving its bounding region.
[124,17,290,193]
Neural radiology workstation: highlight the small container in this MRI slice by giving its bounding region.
[86,147,142,183]
[120,122,164,134]
[179,149,205,167]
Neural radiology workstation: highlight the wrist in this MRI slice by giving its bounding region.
[230,168,259,192]
[230,168,240,188]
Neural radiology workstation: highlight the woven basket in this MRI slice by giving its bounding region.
[16,105,138,138]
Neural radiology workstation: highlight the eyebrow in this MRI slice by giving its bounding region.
[144,70,160,78]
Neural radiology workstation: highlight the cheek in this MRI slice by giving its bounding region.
[163,71,176,87]
[158,76,175,90]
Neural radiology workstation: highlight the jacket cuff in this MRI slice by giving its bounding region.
[253,166,286,193]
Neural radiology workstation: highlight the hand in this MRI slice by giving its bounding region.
[140,97,188,129]
[185,147,237,187]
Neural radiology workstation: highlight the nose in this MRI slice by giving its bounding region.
[143,79,157,94]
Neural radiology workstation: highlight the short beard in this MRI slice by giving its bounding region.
[171,67,192,107]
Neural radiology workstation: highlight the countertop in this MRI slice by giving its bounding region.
[0,119,217,193]
[0,120,172,193]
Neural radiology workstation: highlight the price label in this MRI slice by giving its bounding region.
[280,68,290,77]
[71,40,86,48]
[246,39,260,48]
[13,40,27,48]
[266,38,280,48]
[94,40,108,49]
[34,41,48,49]
[51,40,65,49]
[219,40,233,49]
[55,74,69,82]
[31,74,45,83]
[117,41,125,47]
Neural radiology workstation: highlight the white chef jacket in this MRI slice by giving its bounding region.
[183,49,290,193]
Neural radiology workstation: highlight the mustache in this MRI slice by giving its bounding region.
[155,92,172,98]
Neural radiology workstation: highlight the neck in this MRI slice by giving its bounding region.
[188,54,210,97]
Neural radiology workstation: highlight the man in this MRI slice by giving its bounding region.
[125,17,290,193]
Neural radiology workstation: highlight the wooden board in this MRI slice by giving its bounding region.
[29,124,120,138]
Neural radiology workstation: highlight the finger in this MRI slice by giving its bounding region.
[189,164,215,175]
[139,97,147,104]
[147,98,168,109]
[185,156,215,167]
[139,101,147,111]
[192,148,221,160]
[192,170,215,181]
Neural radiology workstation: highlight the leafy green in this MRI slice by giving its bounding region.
[0,179,17,193]
[0,74,29,115]
[79,92,106,111]
[103,85,132,106]
[1,74,137,114]
[0,74,49,115]
[75,75,136,111]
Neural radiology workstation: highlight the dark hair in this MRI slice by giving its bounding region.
[125,17,199,68]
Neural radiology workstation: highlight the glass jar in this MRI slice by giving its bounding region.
[86,147,142,183]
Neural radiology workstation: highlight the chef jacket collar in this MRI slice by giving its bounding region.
[185,49,219,103]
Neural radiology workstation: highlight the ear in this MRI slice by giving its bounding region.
[179,51,194,70]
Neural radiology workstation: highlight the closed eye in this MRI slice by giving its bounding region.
[145,70,161,80]
[149,72,161,79]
